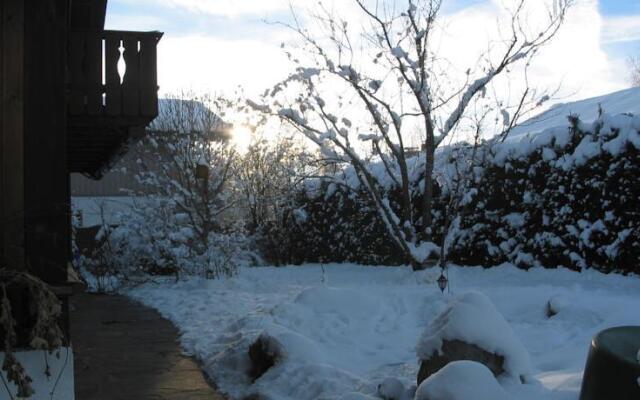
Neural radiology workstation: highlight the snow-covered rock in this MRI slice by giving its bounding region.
[414,360,512,400]
[248,333,286,380]
[545,294,569,318]
[377,377,406,400]
[416,292,531,383]
[376,377,416,400]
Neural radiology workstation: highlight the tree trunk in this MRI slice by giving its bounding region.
[422,126,435,242]
[399,158,413,241]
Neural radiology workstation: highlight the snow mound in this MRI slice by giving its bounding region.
[416,292,531,380]
[378,377,405,399]
[415,360,512,400]
[292,286,380,319]
[206,284,387,399]
[340,393,379,400]
[377,377,416,400]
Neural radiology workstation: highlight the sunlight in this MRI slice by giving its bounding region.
[231,124,253,153]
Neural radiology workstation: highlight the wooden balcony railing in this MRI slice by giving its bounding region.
[68,29,163,119]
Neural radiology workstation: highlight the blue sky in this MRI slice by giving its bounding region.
[105,0,640,99]
[599,1,640,57]
[599,1,640,15]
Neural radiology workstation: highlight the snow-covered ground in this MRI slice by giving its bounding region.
[126,264,640,400]
[71,196,139,227]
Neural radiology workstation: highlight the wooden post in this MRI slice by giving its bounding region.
[0,0,25,270]
[86,32,102,115]
[23,0,69,284]
[68,31,86,115]
[139,34,159,117]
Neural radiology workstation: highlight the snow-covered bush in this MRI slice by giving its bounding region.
[449,113,640,274]
[75,201,251,286]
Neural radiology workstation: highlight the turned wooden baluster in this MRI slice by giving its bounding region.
[104,35,122,116]
[122,37,140,116]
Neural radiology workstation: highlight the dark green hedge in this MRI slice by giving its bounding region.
[275,115,639,274]
[449,117,640,274]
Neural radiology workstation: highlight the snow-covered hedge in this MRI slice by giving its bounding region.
[285,112,640,274]
[449,113,640,274]
[282,165,445,266]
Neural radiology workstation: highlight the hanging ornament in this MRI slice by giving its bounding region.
[437,272,448,293]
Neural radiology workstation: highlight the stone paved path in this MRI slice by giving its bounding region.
[70,293,225,400]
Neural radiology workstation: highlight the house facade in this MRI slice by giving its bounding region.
[0,0,161,397]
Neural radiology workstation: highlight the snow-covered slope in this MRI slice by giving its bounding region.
[507,86,640,140]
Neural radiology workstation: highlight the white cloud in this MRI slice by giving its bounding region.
[165,0,290,18]
[524,0,627,98]
[105,13,167,31]
[154,0,628,106]
[601,15,640,43]
[429,0,627,101]
[157,35,292,96]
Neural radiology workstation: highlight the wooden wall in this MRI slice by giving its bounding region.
[0,0,25,270]
[1,0,70,285]
[22,0,70,283]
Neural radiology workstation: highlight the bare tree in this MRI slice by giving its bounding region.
[234,132,314,264]
[629,56,640,87]
[250,0,571,269]
[235,133,310,232]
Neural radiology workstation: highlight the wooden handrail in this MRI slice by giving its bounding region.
[102,30,163,38]
[68,30,163,119]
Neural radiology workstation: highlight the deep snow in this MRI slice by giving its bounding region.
[127,264,640,400]
[415,360,511,400]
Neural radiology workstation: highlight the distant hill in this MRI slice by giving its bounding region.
[507,87,640,140]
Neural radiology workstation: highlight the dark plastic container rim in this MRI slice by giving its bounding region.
[591,326,640,367]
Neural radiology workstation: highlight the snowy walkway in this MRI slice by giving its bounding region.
[70,293,225,400]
